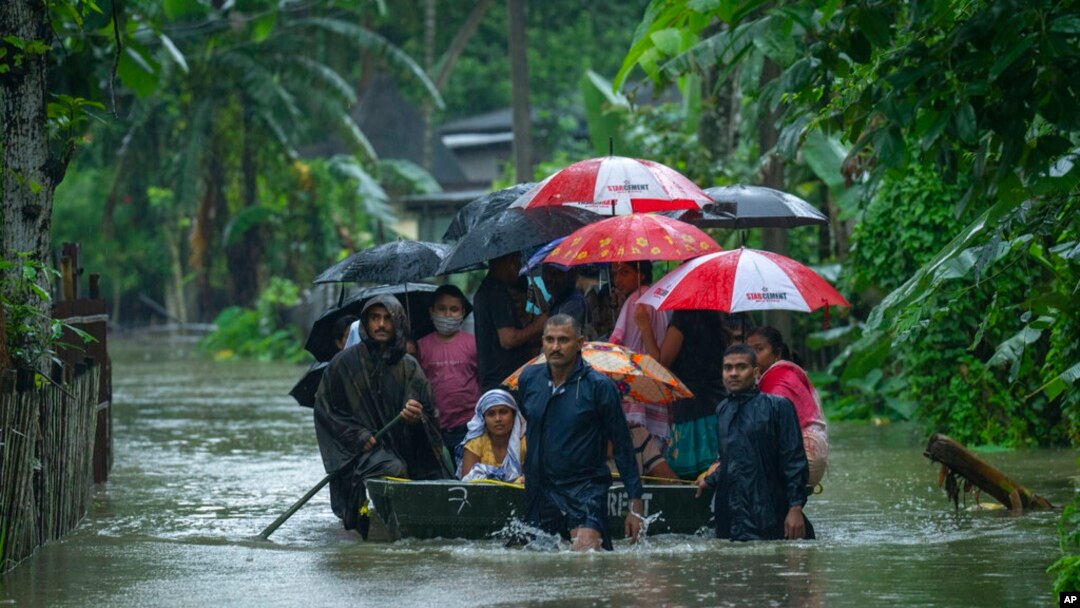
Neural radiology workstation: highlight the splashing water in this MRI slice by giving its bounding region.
[626,509,665,549]
[491,515,565,551]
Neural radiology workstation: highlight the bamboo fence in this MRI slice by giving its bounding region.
[0,364,100,573]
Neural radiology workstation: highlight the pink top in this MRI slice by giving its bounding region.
[610,286,668,354]
[758,360,826,430]
[417,331,481,430]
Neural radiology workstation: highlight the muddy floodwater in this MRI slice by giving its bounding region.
[1,337,1075,607]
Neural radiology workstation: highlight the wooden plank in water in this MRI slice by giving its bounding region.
[924,433,1053,512]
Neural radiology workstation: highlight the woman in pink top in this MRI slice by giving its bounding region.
[746,326,829,486]
[416,285,481,464]
[608,261,673,456]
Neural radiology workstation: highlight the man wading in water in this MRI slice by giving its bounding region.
[517,314,645,551]
[314,295,450,534]
[696,343,814,541]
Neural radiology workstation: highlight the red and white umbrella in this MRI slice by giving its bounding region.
[543,214,721,266]
[637,248,850,313]
[509,156,714,215]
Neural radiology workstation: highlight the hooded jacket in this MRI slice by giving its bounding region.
[705,389,809,541]
[313,294,449,530]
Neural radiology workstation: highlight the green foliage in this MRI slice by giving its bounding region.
[618,0,1080,446]
[1,255,94,370]
[1050,490,1080,593]
[376,0,651,155]
[199,278,306,362]
[848,163,971,293]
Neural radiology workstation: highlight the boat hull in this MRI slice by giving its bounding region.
[365,478,713,541]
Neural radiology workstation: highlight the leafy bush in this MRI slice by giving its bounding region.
[1050,490,1080,593]
[1,254,93,371]
[199,278,306,362]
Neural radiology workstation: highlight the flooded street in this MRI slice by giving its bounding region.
[1,337,1074,607]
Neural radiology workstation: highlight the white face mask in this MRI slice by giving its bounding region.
[432,314,465,336]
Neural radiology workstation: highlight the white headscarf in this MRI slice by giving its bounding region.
[343,320,362,350]
[456,389,524,482]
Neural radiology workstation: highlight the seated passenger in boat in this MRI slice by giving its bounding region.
[457,389,526,483]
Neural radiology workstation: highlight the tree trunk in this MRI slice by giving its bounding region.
[189,140,226,321]
[698,24,738,161]
[756,58,790,338]
[434,0,495,91]
[925,433,1053,512]
[421,0,436,172]
[225,110,263,307]
[507,0,533,182]
[1,0,59,369]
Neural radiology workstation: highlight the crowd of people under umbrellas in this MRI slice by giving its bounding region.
[309,157,838,551]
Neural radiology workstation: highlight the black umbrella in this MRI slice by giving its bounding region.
[304,282,439,362]
[666,185,828,229]
[312,240,452,285]
[442,182,536,242]
[290,361,328,408]
[436,207,596,275]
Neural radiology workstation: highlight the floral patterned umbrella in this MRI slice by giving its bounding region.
[501,341,693,405]
[543,214,720,266]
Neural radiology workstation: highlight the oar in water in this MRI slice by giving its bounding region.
[257,413,403,540]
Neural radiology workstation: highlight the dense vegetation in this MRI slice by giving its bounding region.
[7,1,1078,451]
[616,0,1079,449]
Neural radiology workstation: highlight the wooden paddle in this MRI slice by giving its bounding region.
[257,413,403,540]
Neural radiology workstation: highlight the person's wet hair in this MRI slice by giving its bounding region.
[749,326,788,358]
[333,314,359,343]
[748,326,803,366]
[431,284,473,316]
[545,313,582,337]
[724,343,757,367]
[621,260,653,283]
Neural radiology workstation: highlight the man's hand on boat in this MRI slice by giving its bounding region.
[624,498,645,543]
[401,400,424,424]
[695,461,720,498]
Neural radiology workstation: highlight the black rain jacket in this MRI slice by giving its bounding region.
[705,389,810,541]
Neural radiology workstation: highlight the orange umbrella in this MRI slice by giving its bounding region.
[543,214,720,266]
[501,341,693,405]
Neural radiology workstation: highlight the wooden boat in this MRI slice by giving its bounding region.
[365,478,713,541]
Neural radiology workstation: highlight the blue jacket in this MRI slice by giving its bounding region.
[518,357,644,506]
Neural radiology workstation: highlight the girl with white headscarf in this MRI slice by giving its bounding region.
[457,389,526,483]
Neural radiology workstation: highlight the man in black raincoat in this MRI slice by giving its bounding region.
[314,295,450,533]
[696,343,814,541]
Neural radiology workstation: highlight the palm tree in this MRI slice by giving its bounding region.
[100,3,443,319]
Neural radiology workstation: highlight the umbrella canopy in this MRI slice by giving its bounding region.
[501,341,693,405]
[290,361,328,408]
[436,207,595,275]
[543,214,720,266]
[520,237,568,275]
[304,282,438,361]
[509,156,714,215]
[676,185,828,229]
[637,248,850,313]
[442,182,536,242]
[312,240,452,285]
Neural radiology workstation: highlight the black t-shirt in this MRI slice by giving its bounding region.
[669,310,728,421]
[474,274,535,391]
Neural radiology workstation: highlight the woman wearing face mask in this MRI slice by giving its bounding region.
[417,285,481,462]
